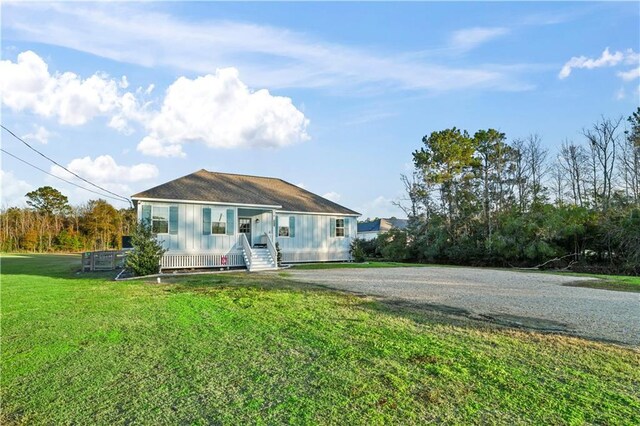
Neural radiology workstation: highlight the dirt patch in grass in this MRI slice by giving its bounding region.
[563,280,640,293]
[374,298,573,335]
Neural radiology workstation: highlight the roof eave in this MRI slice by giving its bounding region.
[131,196,283,209]
[277,209,361,216]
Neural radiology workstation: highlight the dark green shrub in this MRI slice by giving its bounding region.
[359,237,381,258]
[275,242,282,266]
[124,220,167,276]
[349,238,366,262]
[378,228,411,262]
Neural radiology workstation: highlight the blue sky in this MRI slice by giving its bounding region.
[1,1,639,218]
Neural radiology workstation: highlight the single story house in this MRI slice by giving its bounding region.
[357,217,408,241]
[132,169,360,271]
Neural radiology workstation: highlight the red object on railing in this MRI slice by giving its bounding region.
[221,256,228,265]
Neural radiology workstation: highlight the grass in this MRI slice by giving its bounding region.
[291,261,432,270]
[550,271,640,293]
[2,254,639,424]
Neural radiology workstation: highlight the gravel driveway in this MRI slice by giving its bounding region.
[286,267,640,346]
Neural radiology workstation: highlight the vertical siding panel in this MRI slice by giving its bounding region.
[184,204,190,252]
[188,204,194,251]
[198,204,204,250]
[299,214,305,250]
[251,213,257,245]
[306,215,312,249]
[187,203,192,251]
[321,216,327,250]
[191,204,197,251]
[179,204,187,251]
[325,215,329,252]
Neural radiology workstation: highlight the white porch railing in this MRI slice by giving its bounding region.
[161,253,244,269]
[240,233,253,270]
[264,232,278,267]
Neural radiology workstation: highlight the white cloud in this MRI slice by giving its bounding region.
[136,137,186,158]
[617,67,640,82]
[0,170,32,207]
[322,191,341,202]
[45,156,159,206]
[450,27,509,51]
[616,87,626,100]
[136,68,309,157]
[1,51,307,157]
[108,92,151,134]
[357,195,405,220]
[0,50,142,128]
[22,125,51,144]
[50,155,159,184]
[558,48,638,79]
[3,2,529,93]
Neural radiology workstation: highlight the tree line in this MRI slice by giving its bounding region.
[3,109,639,275]
[0,186,136,252]
[365,108,640,275]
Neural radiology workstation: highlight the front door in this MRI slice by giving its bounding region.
[238,217,252,246]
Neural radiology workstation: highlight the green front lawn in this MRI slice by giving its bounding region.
[2,254,639,424]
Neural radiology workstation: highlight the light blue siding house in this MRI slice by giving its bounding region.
[131,170,360,271]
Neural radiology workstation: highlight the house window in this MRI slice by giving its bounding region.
[203,208,233,236]
[212,210,226,234]
[212,221,226,234]
[335,218,345,237]
[152,206,169,234]
[278,224,290,237]
[278,216,294,237]
[142,205,178,235]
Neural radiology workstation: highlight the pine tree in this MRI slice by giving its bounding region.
[124,220,167,276]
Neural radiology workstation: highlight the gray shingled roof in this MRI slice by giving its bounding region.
[357,219,381,233]
[357,218,408,233]
[386,218,408,230]
[132,169,360,215]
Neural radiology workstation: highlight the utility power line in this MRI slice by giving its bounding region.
[1,124,131,205]
[1,148,132,204]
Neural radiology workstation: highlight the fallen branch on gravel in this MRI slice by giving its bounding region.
[512,253,579,270]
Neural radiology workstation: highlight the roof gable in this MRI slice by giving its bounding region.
[132,169,359,215]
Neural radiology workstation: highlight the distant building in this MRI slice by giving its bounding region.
[357,217,408,241]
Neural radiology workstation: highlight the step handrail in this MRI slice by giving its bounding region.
[264,232,278,267]
[240,233,252,270]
